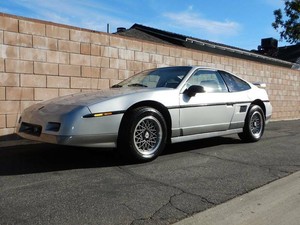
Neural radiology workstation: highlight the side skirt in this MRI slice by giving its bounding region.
[171,128,243,144]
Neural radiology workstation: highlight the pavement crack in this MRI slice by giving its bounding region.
[117,165,215,224]
[122,203,139,218]
[151,191,187,217]
[117,164,217,204]
[190,151,289,178]
[198,194,216,205]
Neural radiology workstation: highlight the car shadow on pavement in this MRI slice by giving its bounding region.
[0,143,120,176]
[163,136,241,155]
[0,136,241,176]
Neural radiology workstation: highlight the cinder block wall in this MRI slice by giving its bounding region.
[0,13,299,136]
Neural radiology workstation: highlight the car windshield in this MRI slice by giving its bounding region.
[112,66,192,89]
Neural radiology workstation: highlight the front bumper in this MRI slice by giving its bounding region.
[18,131,118,148]
[17,103,123,148]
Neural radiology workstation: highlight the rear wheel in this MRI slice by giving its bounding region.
[119,107,167,162]
[238,105,265,142]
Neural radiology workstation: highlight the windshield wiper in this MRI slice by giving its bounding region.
[111,84,123,88]
[128,83,148,87]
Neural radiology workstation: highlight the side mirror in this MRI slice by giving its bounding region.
[184,85,205,97]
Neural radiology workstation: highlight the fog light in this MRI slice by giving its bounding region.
[46,122,61,132]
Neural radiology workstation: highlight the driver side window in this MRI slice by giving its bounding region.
[187,70,228,93]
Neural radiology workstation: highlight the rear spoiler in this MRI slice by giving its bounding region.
[252,82,267,88]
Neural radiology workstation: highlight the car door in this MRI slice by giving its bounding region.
[179,69,235,136]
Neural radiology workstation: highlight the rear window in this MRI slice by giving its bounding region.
[219,71,251,92]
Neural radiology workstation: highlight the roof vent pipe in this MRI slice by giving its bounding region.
[107,23,110,33]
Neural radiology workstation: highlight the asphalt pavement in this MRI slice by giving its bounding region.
[0,120,299,225]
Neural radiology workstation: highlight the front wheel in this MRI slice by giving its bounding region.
[238,105,265,142]
[118,107,167,162]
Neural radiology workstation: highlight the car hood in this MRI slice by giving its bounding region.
[40,87,167,106]
[23,87,177,116]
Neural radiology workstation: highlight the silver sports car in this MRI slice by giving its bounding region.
[17,66,272,161]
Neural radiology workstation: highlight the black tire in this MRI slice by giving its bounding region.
[118,107,167,162]
[238,105,265,142]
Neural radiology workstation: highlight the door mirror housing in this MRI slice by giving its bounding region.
[184,85,205,97]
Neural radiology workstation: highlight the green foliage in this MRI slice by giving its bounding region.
[272,0,300,44]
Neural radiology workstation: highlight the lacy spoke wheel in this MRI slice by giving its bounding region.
[119,107,167,162]
[133,116,162,156]
[238,105,265,142]
[250,111,263,138]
